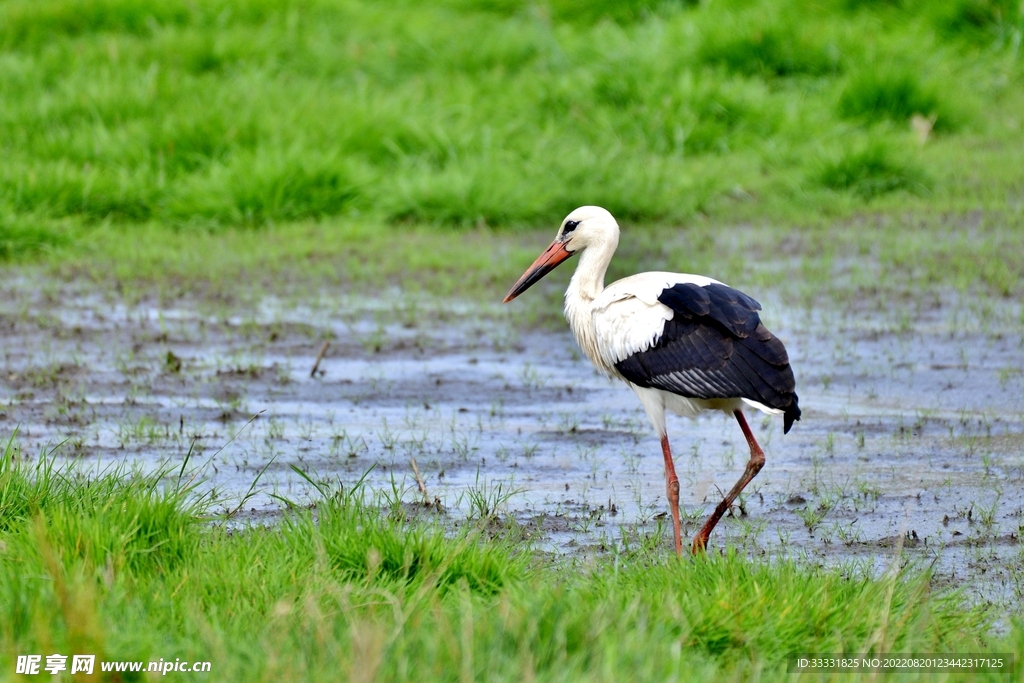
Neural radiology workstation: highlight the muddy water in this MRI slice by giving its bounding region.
[1,278,1022,613]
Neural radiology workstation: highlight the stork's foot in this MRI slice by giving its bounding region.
[691,533,708,555]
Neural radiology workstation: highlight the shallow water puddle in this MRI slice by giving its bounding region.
[1,281,1023,612]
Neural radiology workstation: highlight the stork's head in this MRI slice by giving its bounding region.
[503,206,620,303]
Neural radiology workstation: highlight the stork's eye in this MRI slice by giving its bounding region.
[563,220,580,234]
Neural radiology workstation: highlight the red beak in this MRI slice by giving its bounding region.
[503,240,573,303]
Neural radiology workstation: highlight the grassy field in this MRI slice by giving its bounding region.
[1,0,1023,300]
[1,440,1019,682]
[3,1,1024,680]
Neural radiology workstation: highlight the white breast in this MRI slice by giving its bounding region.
[566,271,725,379]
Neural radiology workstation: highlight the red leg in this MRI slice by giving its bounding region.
[692,410,765,554]
[661,434,683,556]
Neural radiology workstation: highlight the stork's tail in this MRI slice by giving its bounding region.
[783,393,801,434]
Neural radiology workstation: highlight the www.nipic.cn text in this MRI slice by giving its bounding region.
[16,654,211,676]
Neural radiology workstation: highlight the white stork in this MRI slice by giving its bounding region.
[503,206,800,555]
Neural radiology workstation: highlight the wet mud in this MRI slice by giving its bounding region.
[1,277,1022,614]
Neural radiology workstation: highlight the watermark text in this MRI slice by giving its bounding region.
[16,654,211,676]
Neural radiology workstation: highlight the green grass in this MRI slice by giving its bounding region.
[837,68,954,130]
[3,3,1023,678]
[1,439,1020,682]
[0,0,1023,265]
[0,213,75,261]
[26,204,1021,319]
[697,17,842,78]
[816,142,931,199]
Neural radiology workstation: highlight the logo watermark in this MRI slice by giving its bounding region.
[16,654,210,676]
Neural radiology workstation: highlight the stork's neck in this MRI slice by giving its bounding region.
[566,238,616,303]
[563,236,617,374]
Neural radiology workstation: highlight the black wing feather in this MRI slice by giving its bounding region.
[615,282,801,433]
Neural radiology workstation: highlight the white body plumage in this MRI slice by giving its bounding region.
[561,236,780,437]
